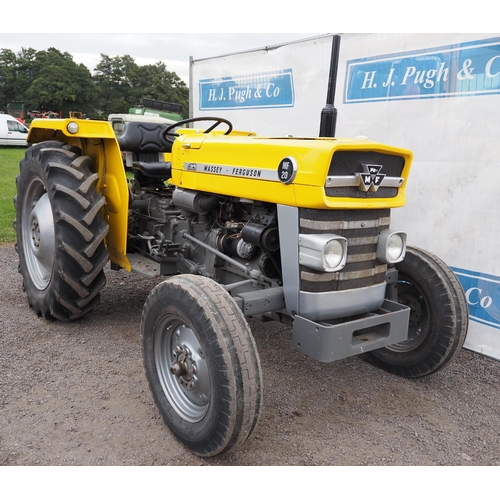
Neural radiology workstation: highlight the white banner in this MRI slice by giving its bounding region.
[190,35,332,136]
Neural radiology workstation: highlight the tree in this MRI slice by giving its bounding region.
[93,55,189,117]
[93,54,140,117]
[0,49,20,108]
[133,62,189,114]
[24,48,96,115]
[0,46,188,119]
[15,48,38,96]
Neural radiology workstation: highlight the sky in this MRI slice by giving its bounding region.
[0,33,324,84]
[1,1,490,85]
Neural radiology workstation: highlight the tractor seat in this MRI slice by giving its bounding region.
[117,121,173,179]
[117,121,173,154]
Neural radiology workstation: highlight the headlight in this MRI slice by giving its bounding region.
[299,233,347,272]
[378,230,407,264]
[323,239,345,269]
[67,121,79,134]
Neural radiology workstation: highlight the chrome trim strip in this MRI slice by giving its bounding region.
[301,265,386,282]
[348,236,378,246]
[300,217,391,231]
[346,252,377,263]
[325,175,404,188]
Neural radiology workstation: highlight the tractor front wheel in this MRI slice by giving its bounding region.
[363,246,468,378]
[141,274,263,457]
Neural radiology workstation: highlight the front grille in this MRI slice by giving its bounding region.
[299,208,389,292]
[325,151,405,199]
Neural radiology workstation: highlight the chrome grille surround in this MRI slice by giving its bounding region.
[325,151,405,199]
[299,208,390,293]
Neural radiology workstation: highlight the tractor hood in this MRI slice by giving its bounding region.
[170,134,412,210]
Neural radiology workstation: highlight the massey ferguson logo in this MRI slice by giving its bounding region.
[357,164,386,192]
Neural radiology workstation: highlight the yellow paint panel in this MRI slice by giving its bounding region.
[171,134,412,209]
[27,120,131,270]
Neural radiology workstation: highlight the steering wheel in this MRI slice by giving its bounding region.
[163,117,233,143]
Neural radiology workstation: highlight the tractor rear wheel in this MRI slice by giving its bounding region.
[141,274,263,457]
[14,141,109,320]
[363,246,469,378]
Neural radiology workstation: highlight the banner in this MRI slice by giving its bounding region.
[344,37,500,103]
[199,69,295,110]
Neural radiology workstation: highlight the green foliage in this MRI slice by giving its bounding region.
[0,47,189,119]
[93,54,139,116]
[0,147,23,242]
[24,48,97,115]
[93,55,188,118]
[138,61,189,115]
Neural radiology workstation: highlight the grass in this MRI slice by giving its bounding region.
[0,147,25,242]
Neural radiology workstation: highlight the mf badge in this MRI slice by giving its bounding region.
[357,164,386,192]
[278,157,297,184]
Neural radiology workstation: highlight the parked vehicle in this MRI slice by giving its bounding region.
[15,113,468,457]
[128,98,183,122]
[0,114,29,146]
[13,41,468,457]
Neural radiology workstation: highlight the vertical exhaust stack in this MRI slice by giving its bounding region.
[319,34,341,138]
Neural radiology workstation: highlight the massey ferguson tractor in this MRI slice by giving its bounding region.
[14,112,468,457]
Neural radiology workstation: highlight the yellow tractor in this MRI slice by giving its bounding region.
[15,114,468,457]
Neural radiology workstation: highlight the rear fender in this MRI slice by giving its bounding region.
[28,119,130,271]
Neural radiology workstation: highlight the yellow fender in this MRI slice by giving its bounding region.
[28,118,131,271]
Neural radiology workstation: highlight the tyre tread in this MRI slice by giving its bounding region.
[15,141,109,321]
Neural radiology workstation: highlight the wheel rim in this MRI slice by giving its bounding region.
[387,277,430,352]
[154,315,210,423]
[22,177,55,290]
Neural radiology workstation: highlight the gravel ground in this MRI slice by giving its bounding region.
[1,241,500,466]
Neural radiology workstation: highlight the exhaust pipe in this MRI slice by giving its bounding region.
[319,34,341,138]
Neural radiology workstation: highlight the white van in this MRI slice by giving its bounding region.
[0,114,29,146]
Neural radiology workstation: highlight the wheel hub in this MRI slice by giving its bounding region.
[170,346,198,389]
[399,292,423,327]
[23,181,56,290]
[155,319,211,423]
